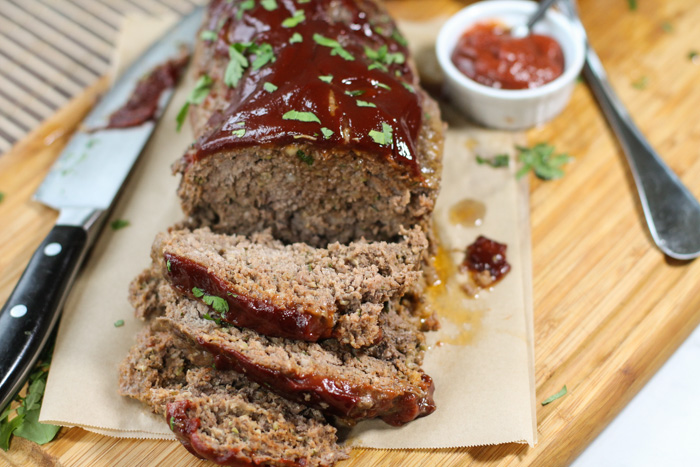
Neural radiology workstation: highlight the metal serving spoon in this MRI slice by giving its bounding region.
[558,0,700,260]
[510,0,559,38]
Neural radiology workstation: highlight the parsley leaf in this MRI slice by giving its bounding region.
[541,385,568,405]
[283,110,321,124]
[110,219,130,230]
[225,44,249,88]
[627,0,637,11]
[514,143,572,180]
[0,192,4,203]
[114,319,125,327]
[261,0,277,11]
[289,32,303,44]
[345,89,365,96]
[192,287,204,298]
[369,122,393,146]
[263,82,278,93]
[297,150,314,165]
[202,294,229,313]
[251,43,275,70]
[176,74,213,131]
[169,416,175,431]
[356,100,376,108]
[236,0,255,20]
[392,28,408,47]
[320,127,334,139]
[282,9,305,28]
[231,128,246,137]
[200,30,217,41]
[632,75,649,90]
[476,154,510,168]
[689,50,699,61]
[319,74,333,83]
[313,34,354,61]
[401,82,415,93]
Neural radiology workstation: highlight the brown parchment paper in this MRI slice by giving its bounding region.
[40,14,537,448]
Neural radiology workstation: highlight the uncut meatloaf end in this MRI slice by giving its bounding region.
[174,0,444,247]
[151,226,427,348]
[134,275,435,426]
[119,325,349,467]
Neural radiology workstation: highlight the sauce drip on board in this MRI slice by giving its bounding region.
[189,0,424,179]
[449,198,486,227]
[425,242,484,346]
[106,51,190,129]
[451,22,564,90]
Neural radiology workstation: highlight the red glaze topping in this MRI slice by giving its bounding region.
[451,22,564,90]
[461,235,511,283]
[107,51,190,128]
[191,0,424,179]
[164,253,335,341]
[202,340,436,426]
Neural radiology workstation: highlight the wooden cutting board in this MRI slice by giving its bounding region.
[2,0,700,465]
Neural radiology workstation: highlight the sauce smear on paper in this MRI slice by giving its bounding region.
[449,198,486,227]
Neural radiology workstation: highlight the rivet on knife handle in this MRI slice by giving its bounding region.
[0,226,89,411]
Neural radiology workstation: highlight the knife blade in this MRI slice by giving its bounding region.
[0,7,203,412]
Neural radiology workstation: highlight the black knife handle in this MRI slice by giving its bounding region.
[0,225,88,411]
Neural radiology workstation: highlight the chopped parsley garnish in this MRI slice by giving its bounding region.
[202,294,229,313]
[251,43,275,70]
[515,143,572,180]
[176,74,213,131]
[283,110,321,124]
[261,0,277,11]
[313,34,354,61]
[392,28,408,47]
[192,287,204,298]
[289,32,303,43]
[231,128,246,137]
[169,416,175,431]
[263,82,278,93]
[541,385,568,405]
[401,82,415,93]
[369,122,393,146]
[166,259,171,272]
[298,0,310,3]
[225,44,249,88]
[632,75,649,90]
[282,9,305,28]
[0,192,4,203]
[320,127,334,139]
[375,82,391,90]
[200,30,217,41]
[627,0,637,11]
[319,74,333,83]
[297,149,314,165]
[114,319,125,328]
[356,100,376,108]
[110,219,130,230]
[689,50,699,61]
[0,353,59,450]
[345,89,365,96]
[236,0,255,20]
[364,45,405,67]
[476,154,510,168]
[368,62,388,72]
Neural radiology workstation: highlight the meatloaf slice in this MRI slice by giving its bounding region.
[119,325,349,467]
[151,226,426,348]
[175,0,443,247]
[132,275,435,426]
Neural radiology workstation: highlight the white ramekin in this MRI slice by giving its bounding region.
[436,0,585,130]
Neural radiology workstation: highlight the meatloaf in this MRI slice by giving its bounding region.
[119,325,349,467]
[151,226,426,348]
[175,0,444,246]
[131,274,435,426]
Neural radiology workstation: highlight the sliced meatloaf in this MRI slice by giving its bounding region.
[119,325,349,467]
[175,0,444,246]
[131,275,435,426]
[151,226,427,348]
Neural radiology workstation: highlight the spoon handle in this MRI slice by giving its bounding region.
[561,1,700,259]
[526,0,559,30]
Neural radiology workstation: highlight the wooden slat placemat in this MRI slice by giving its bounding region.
[0,0,204,153]
[2,0,700,465]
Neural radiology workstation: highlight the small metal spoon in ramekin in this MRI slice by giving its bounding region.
[510,0,559,38]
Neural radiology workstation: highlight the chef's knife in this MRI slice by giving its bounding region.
[0,7,203,412]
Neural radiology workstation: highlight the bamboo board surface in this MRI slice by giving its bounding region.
[2,0,700,465]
